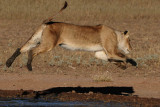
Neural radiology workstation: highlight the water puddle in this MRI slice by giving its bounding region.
[0,99,134,107]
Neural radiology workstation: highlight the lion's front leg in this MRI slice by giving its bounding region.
[103,47,128,69]
[126,58,137,67]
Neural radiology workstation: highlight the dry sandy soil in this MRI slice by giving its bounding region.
[0,18,160,102]
[0,72,160,99]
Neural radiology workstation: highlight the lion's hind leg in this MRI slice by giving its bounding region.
[6,25,45,68]
[6,48,21,67]
[27,27,58,71]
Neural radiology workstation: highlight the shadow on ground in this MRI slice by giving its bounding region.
[35,86,134,98]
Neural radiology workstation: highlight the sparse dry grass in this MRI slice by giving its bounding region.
[0,0,160,75]
[92,71,113,82]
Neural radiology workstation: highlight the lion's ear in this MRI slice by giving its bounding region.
[124,30,128,35]
[123,31,129,37]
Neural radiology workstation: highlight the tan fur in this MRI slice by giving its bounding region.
[21,23,132,67]
[7,23,133,71]
[6,1,135,71]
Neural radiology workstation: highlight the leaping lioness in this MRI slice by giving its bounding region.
[6,1,137,71]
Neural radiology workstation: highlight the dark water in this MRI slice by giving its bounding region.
[0,99,135,107]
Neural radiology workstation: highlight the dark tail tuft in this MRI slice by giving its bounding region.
[62,1,68,10]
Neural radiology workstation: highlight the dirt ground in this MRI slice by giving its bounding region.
[0,71,160,98]
[0,18,160,106]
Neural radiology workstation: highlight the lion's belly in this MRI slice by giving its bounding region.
[59,43,103,52]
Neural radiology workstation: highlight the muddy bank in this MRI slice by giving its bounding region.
[0,88,160,107]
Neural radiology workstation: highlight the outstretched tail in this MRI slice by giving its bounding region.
[43,1,68,24]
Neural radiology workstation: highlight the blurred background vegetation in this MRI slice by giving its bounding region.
[0,0,160,21]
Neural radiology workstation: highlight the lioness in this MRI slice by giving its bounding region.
[6,1,137,71]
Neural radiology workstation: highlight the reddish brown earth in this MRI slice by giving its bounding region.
[0,72,160,99]
[0,67,159,106]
